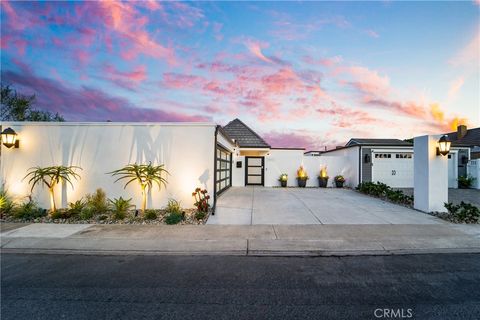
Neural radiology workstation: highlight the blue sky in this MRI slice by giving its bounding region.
[1,0,479,149]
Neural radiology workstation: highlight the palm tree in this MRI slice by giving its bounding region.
[23,166,82,212]
[108,163,168,212]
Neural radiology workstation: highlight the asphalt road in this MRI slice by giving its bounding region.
[1,253,480,320]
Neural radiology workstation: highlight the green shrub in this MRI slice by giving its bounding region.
[444,202,479,223]
[85,188,109,214]
[0,189,16,217]
[109,197,134,220]
[458,175,475,189]
[13,200,46,220]
[356,182,413,206]
[79,207,94,220]
[144,209,157,220]
[195,211,206,220]
[165,198,182,214]
[165,212,183,225]
[68,199,86,217]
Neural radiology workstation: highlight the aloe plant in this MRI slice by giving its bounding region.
[23,166,82,213]
[108,163,168,212]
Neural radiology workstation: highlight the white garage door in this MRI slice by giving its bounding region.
[372,151,458,188]
[372,152,413,188]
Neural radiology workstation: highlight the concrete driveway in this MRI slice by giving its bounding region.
[207,187,444,225]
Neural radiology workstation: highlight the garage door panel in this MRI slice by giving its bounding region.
[216,145,232,195]
[372,152,413,188]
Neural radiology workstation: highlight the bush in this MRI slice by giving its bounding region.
[356,182,413,206]
[68,199,86,217]
[85,188,109,214]
[50,209,70,220]
[109,197,134,220]
[0,189,16,217]
[165,212,183,225]
[79,207,95,220]
[195,211,206,220]
[192,189,210,213]
[13,200,46,220]
[444,202,479,223]
[458,175,475,189]
[166,198,182,214]
[144,209,157,220]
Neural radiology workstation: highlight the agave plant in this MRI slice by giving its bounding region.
[23,166,82,213]
[108,163,168,212]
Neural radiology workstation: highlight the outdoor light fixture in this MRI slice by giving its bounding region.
[0,127,19,148]
[364,153,371,163]
[436,135,451,156]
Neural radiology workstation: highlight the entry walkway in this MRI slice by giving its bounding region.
[207,187,444,225]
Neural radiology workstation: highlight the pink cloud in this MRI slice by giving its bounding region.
[2,69,209,122]
[449,31,479,68]
[244,39,273,63]
[103,64,147,89]
[302,55,343,67]
[447,77,464,100]
[364,29,379,38]
[263,130,340,150]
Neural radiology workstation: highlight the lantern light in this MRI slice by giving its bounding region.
[1,127,19,148]
[436,135,451,156]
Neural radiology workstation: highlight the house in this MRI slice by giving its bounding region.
[0,120,477,210]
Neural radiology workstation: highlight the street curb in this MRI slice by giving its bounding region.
[2,247,479,257]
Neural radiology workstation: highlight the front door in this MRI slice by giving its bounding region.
[245,157,264,186]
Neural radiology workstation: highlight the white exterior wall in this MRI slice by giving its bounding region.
[467,159,480,189]
[263,148,359,188]
[414,135,448,212]
[0,122,216,209]
[265,149,304,187]
[232,153,245,187]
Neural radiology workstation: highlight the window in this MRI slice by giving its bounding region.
[215,145,232,195]
[395,153,412,159]
[375,153,392,159]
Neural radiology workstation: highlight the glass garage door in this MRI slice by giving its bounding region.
[216,145,232,195]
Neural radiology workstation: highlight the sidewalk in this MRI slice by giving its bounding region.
[1,223,480,256]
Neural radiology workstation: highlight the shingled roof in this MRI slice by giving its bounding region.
[443,126,480,147]
[223,118,271,148]
[346,138,412,147]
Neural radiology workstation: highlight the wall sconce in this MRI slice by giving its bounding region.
[364,153,371,163]
[436,135,451,156]
[1,127,19,148]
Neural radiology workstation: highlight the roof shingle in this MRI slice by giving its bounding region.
[223,118,271,148]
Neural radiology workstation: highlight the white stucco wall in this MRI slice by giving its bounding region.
[232,153,245,187]
[414,135,448,212]
[263,148,359,188]
[0,122,216,209]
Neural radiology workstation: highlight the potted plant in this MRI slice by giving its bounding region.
[296,166,308,187]
[334,175,345,188]
[318,166,329,188]
[279,173,288,187]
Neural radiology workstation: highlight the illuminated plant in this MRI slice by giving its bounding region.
[296,166,308,180]
[192,188,210,213]
[23,166,82,213]
[108,163,168,212]
[279,173,288,182]
[319,166,329,179]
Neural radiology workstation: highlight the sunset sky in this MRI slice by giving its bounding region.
[1,1,479,150]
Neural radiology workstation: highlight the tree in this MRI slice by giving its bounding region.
[108,163,168,212]
[1,85,65,121]
[23,166,82,213]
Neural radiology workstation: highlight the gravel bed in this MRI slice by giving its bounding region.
[1,208,209,225]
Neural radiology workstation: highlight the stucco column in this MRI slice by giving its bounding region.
[414,135,448,212]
